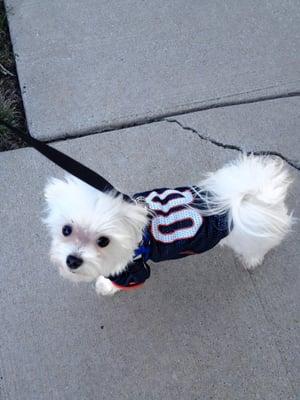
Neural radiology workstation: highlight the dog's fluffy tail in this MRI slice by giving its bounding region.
[196,155,294,268]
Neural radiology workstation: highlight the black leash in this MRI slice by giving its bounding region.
[0,120,132,202]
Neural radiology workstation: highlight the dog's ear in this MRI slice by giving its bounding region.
[44,177,67,205]
[121,200,149,238]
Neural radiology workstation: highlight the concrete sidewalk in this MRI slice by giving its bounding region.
[5,0,300,139]
[1,121,299,400]
[1,0,300,399]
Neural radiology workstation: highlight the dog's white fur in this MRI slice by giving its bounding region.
[44,156,293,295]
[44,177,148,294]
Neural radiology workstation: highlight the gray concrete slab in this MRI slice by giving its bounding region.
[6,0,300,140]
[169,96,300,165]
[0,121,299,399]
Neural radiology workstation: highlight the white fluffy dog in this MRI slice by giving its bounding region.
[44,156,293,296]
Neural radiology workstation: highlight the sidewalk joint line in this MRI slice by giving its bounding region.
[44,90,299,145]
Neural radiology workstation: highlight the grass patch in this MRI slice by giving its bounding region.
[0,0,26,150]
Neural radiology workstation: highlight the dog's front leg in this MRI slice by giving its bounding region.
[95,276,120,296]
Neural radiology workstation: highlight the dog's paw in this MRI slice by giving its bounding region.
[95,276,120,296]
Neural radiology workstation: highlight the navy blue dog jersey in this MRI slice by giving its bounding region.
[108,186,230,290]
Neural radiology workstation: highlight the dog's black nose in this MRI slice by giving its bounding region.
[66,255,83,269]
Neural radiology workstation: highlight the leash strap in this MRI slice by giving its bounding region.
[0,120,132,202]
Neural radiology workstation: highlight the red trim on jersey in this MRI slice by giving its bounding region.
[179,250,197,255]
[111,282,145,291]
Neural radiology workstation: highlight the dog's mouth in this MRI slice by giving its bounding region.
[60,265,96,283]
[50,253,100,283]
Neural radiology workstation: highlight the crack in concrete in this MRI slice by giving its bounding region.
[164,118,300,171]
[8,90,299,172]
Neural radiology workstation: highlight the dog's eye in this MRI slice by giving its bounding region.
[62,225,72,236]
[97,236,110,247]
